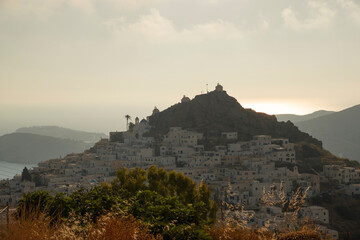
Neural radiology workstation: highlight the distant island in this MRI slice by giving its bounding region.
[0,126,107,164]
[16,126,108,143]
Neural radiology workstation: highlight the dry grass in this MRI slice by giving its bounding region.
[209,225,324,240]
[87,214,162,240]
[0,210,325,240]
[277,231,321,240]
[209,224,274,240]
[0,215,325,240]
[0,191,330,240]
[0,212,60,240]
[209,184,329,240]
[0,209,162,240]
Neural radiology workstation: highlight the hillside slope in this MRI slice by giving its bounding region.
[148,90,321,147]
[276,110,335,123]
[296,104,360,161]
[0,133,92,164]
[16,126,107,143]
[146,90,359,172]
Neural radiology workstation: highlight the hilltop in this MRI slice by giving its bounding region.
[146,87,357,172]
[148,90,321,146]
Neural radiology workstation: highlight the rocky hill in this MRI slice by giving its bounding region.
[148,90,321,146]
[147,89,358,172]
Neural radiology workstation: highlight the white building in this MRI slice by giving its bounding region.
[345,183,360,196]
[299,206,329,224]
[222,132,238,140]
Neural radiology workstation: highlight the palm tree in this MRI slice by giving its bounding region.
[125,114,131,130]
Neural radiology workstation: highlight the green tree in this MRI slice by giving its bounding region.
[16,166,218,239]
[113,167,147,194]
[125,114,131,130]
[129,190,211,240]
[32,173,44,187]
[147,165,170,196]
[21,167,31,182]
[129,122,135,131]
[17,191,53,218]
[114,166,218,224]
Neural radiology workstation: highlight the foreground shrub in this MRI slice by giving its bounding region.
[87,214,162,240]
[15,166,217,239]
[209,224,274,240]
[162,224,212,240]
[277,231,321,240]
[0,211,326,240]
[0,209,62,240]
[0,210,162,240]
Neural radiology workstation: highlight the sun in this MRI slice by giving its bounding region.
[241,101,310,115]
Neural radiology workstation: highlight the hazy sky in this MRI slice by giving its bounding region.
[1,0,360,134]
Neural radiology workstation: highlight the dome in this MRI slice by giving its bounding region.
[152,106,160,115]
[215,83,223,91]
[140,119,147,123]
[181,95,191,103]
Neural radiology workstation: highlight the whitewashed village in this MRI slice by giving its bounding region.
[1,86,360,239]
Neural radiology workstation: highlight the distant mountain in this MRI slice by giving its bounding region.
[296,104,360,162]
[276,110,335,123]
[0,133,92,164]
[16,126,107,143]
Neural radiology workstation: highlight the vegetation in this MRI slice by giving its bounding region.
[125,114,131,130]
[11,166,217,239]
[310,193,360,239]
[1,166,327,239]
[294,142,359,173]
[21,167,31,182]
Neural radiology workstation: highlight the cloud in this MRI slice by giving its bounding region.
[100,0,164,10]
[0,0,163,19]
[258,14,270,31]
[337,0,360,24]
[105,9,269,44]
[181,19,243,42]
[282,1,335,30]
[104,9,177,43]
[67,0,95,14]
[1,0,95,19]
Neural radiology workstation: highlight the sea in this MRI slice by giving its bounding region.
[0,161,37,180]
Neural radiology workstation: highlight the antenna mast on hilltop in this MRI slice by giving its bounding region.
[206,83,208,93]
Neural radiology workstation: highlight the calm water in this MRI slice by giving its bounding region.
[0,161,36,180]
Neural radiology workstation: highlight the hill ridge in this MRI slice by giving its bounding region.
[16,125,107,143]
[147,90,321,148]
[0,132,92,164]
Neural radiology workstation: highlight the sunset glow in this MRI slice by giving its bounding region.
[241,102,312,115]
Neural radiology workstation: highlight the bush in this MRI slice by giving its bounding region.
[15,166,217,239]
[277,231,320,240]
[334,206,357,221]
